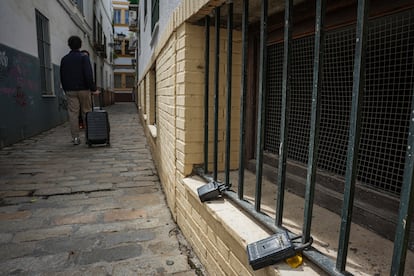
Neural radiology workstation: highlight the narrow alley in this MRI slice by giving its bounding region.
[0,103,203,275]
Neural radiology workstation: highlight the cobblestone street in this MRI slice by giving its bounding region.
[0,103,202,275]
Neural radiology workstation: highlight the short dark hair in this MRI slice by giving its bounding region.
[68,36,82,50]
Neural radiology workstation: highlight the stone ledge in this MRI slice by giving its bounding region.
[148,124,157,138]
[181,176,323,276]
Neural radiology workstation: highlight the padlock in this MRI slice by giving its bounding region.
[247,231,312,270]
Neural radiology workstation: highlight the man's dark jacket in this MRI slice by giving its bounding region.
[60,50,97,92]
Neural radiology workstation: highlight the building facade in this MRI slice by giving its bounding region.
[92,0,115,104]
[135,0,414,275]
[0,0,114,148]
[113,0,136,102]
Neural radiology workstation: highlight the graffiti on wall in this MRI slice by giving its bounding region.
[0,46,35,107]
[0,51,8,80]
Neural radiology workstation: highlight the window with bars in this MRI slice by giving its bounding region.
[114,9,121,24]
[151,0,159,33]
[265,9,414,196]
[114,74,122,88]
[35,10,53,96]
[125,10,129,25]
[126,75,135,88]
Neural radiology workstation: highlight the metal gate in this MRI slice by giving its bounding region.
[197,1,414,275]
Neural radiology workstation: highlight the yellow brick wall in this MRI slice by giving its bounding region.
[154,33,178,217]
[136,1,267,275]
[175,23,242,176]
[177,177,282,276]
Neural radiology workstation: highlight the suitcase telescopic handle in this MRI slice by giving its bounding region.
[91,89,104,110]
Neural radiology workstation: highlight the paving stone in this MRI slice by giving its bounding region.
[1,190,33,197]
[80,173,113,180]
[92,176,129,184]
[68,197,115,207]
[120,186,160,195]
[35,236,102,256]
[0,253,70,275]
[111,254,191,275]
[0,218,45,233]
[61,180,91,187]
[114,181,156,188]
[30,206,84,218]
[103,209,147,222]
[133,175,160,181]
[53,212,99,226]
[120,171,153,177]
[100,229,156,247]
[19,200,62,210]
[87,190,123,198]
[0,233,13,243]
[85,202,121,212]
[13,225,73,242]
[0,210,31,220]
[0,242,36,260]
[76,244,143,265]
[43,193,89,202]
[34,187,72,196]
[1,197,38,205]
[70,183,113,193]
[43,266,111,276]
[75,219,164,236]
[118,193,161,208]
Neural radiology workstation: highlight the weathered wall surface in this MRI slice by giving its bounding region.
[0,44,68,148]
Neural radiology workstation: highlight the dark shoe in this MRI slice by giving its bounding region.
[73,137,81,145]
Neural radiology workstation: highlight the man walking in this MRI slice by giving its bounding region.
[60,36,99,145]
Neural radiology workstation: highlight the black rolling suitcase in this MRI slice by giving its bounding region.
[85,93,110,147]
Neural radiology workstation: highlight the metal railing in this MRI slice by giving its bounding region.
[197,0,414,275]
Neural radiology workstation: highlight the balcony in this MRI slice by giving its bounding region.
[128,18,138,32]
[128,8,138,32]
[93,41,104,52]
[128,5,138,32]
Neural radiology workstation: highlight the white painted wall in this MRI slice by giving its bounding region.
[0,2,37,57]
[116,57,135,66]
[0,0,89,65]
[95,0,114,90]
[0,0,113,91]
[138,0,181,82]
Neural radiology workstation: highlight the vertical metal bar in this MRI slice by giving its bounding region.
[336,0,369,272]
[225,2,233,186]
[391,99,414,275]
[204,15,210,174]
[213,7,220,181]
[238,0,249,199]
[276,0,292,226]
[302,0,326,243]
[255,0,268,212]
